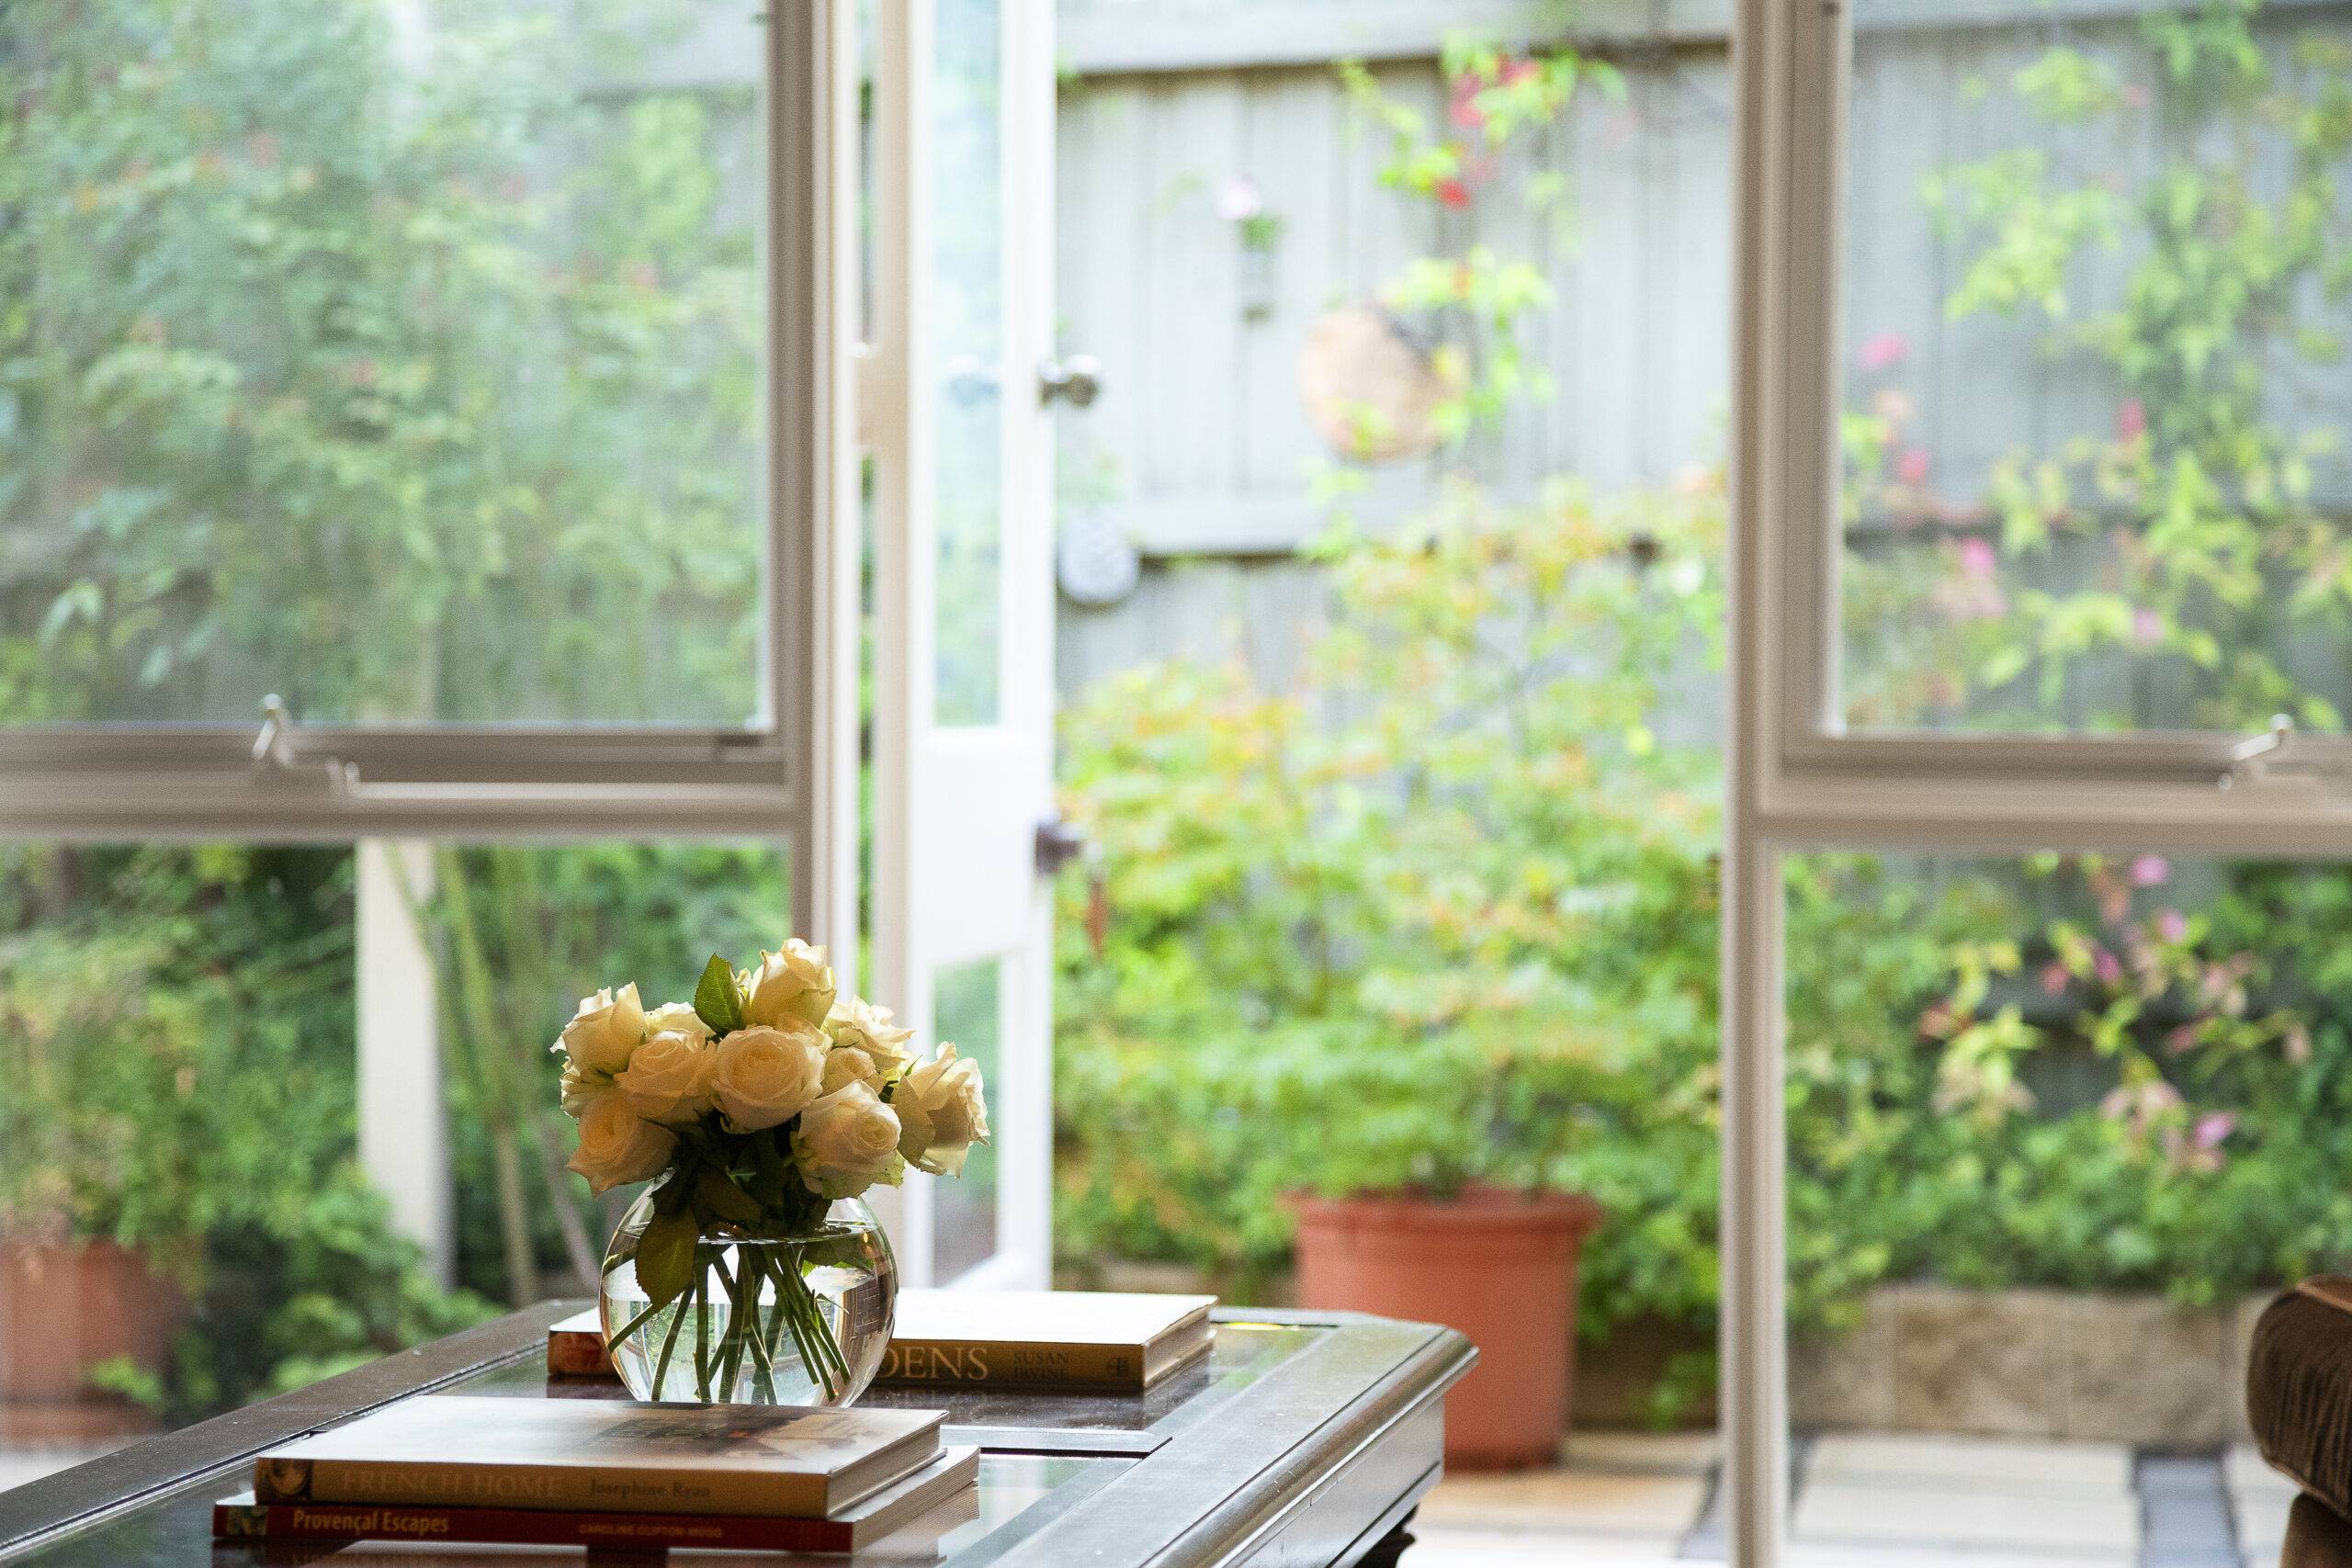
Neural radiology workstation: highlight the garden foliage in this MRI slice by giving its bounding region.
[1051,4,2352,1415]
[0,0,773,1416]
[6,0,2352,1428]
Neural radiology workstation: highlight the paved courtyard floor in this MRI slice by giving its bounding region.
[0,1442,125,1495]
[1411,1430,2300,1567]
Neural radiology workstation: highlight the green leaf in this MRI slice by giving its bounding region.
[693,953,744,1034]
[695,1167,764,1225]
[634,1207,699,1310]
[746,1130,788,1207]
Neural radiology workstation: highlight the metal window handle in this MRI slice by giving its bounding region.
[2217,714,2351,795]
[1038,355,1102,409]
[252,694,360,795]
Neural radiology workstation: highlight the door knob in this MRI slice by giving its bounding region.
[1034,815,1093,876]
[1037,355,1103,408]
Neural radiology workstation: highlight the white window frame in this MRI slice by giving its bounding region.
[1728,1,2352,1561]
[0,1,865,963]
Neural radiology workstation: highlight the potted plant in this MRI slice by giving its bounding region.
[0,910,200,1424]
[1255,1021,1605,1468]
[0,846,491,1430]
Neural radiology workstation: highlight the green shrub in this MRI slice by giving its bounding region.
[0,845,495,1424]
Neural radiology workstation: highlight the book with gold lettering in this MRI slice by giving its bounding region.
[216,1445,978,1552]
[249,1395,944,1518]
[876,1290,1216,1391]
[548,1291,1219,1391]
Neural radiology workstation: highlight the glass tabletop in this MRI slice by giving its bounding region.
[4,1323,1329,1565]
[15,1452,1121,1566]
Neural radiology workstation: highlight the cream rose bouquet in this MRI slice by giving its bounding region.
[556,940,988,1402]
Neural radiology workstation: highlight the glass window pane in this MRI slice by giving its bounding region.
[1838,3,2352,735]
[0,1,764,726]
[931,954,1001,1280]
[1784,850,2335,1566]
[931,0,1002,728]
[0,837,785,1473]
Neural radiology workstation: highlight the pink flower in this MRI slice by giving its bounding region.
[2132,607,2163,647]
[1957,536,1996,580]
[2191,1111,2235,1150]
[2131,854,2169,887]
[1450,80,1487,130]
[2094,945,2123,987]
[2118,399,2146,440]
[1859,331,1910,372]
[1435,178,1472,210]
[1215,175,1262,222]
[2157,908,2188,943]
[1897,447,1933,487]
[2041,962,2071,995]
[2101,1078,2181,1128]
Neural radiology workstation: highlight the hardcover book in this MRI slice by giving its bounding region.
[545,1308,611,1378]
[877,1290,1216,1391]
[217,1444,980,1554]
[250,1395,944,1518]
[548,1291,1220,1391]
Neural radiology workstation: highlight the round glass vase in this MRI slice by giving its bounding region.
[599,1190,896,1406]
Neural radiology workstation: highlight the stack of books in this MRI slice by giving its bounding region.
[212,1394,975,1554]
[550,1289,1217,1393]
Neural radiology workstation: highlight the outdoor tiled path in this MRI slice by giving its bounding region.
[0,1444,119,1495]
[1408,1431,2295,1567]
[2223,1445,2299,1568]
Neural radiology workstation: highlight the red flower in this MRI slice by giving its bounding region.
[1435,178,1471,209]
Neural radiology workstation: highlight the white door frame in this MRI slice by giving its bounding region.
[1726,1,2352,1562]
[867,0,1056,1291]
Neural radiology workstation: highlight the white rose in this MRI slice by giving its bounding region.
[641,1001,713,1043]
[820,1046,880,1096]
[826,995,915,1077]
[559,1060,609,1119]
[555,983,646,1076]
[740,940,836,1029]
[709,1021,828,1131]
[895,1043,990,1177]
[616,1031,718,1125]
[792,1081,904,1198]
[566,1090,677,1195]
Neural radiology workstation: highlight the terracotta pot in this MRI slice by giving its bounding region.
[0,1237,184,1403]
[1293,1186,1602,1470]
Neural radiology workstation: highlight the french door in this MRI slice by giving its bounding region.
[866,0,1058,1290]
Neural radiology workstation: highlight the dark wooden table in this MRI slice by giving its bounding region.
[0,1304,1474,1566]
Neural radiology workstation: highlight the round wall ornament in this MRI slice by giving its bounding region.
[1295,303,1444,464]
[1057,512,1141,607]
